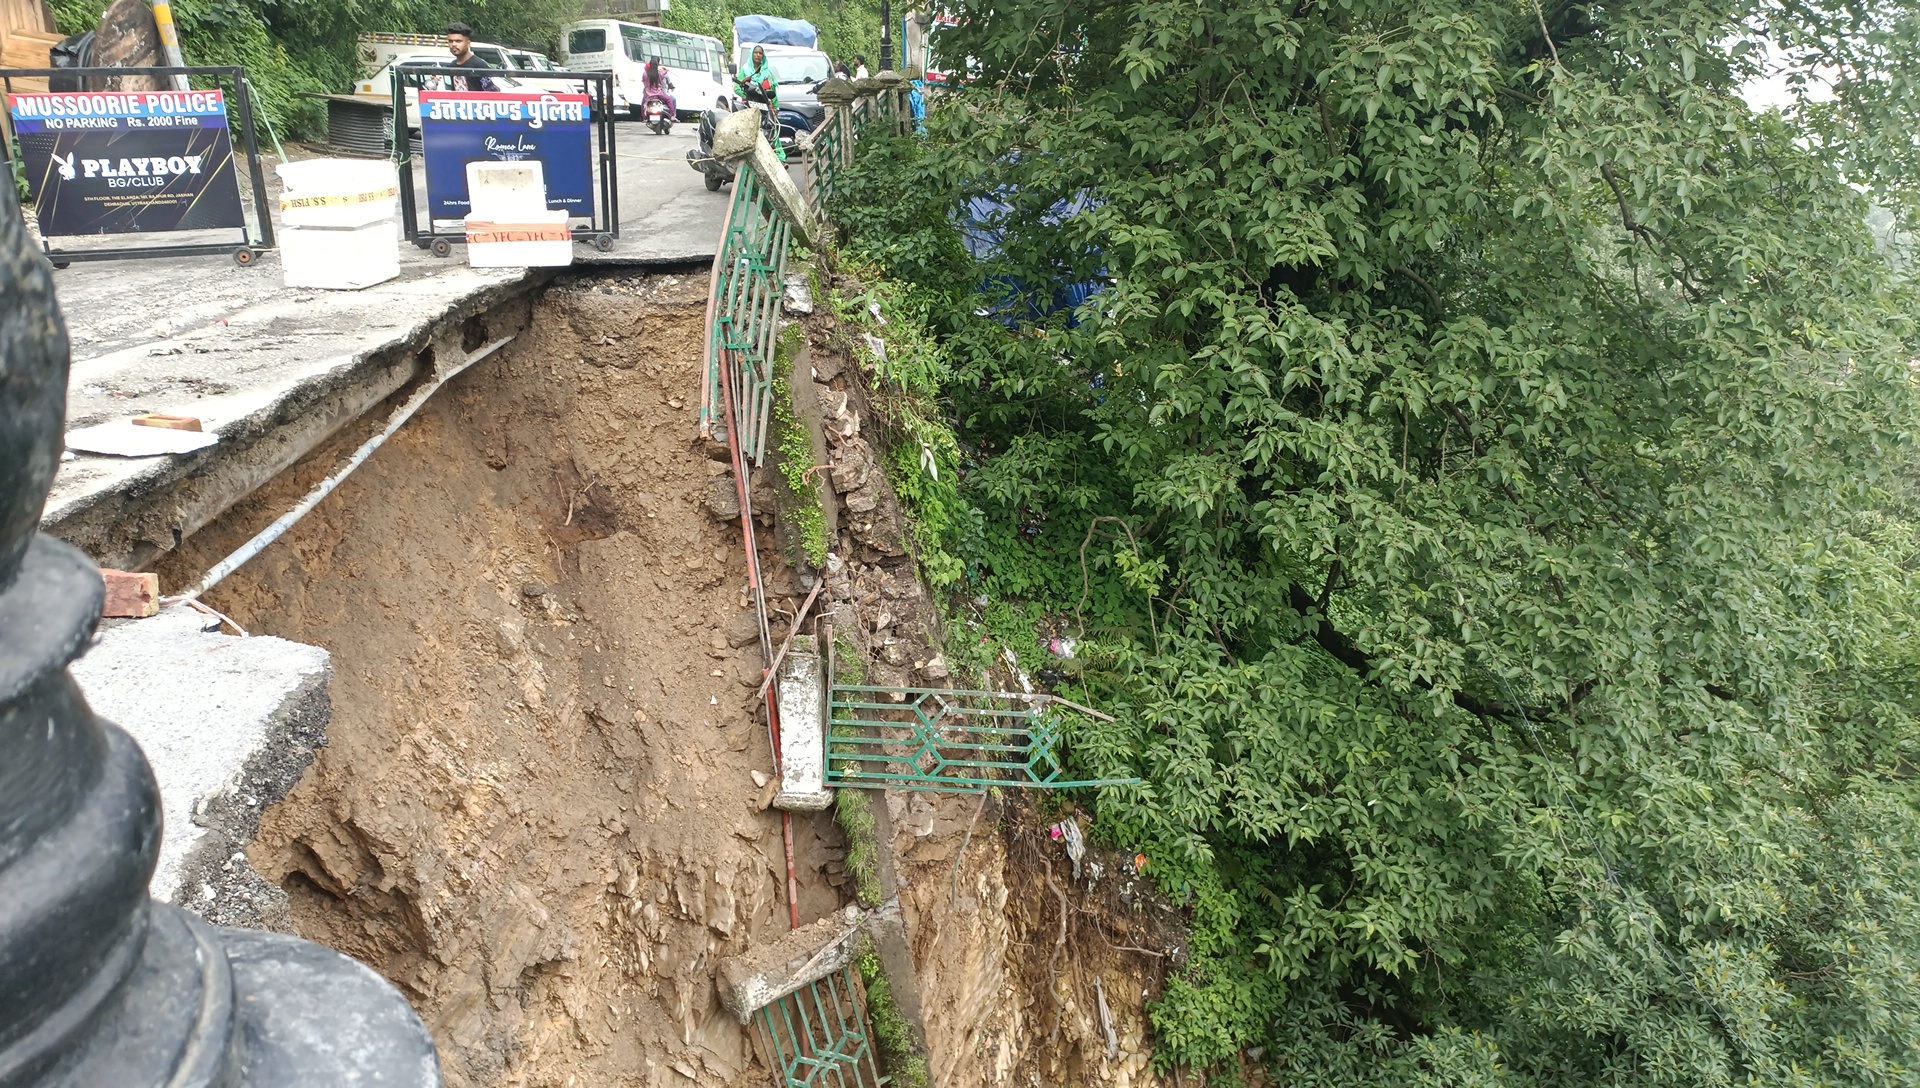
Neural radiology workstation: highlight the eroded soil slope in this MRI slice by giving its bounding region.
[162,274,846,1087]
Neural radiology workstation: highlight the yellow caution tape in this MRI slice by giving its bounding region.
[279,187,399,211]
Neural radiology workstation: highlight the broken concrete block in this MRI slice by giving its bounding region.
[782,272,814,315]
[773,635,833,812]
[829,437,875,493]
[726,610,762,648]
[819,390,859,441]
[750,467,778,511]
[703,474,742,521]
[710,108,765,162]
[827,557,854,602]
[709,115,819,245]
[843,485,879,514]
[69,606,330,931]
[715,900,904,1023]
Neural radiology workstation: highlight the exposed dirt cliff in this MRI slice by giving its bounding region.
[161,273,847,1088]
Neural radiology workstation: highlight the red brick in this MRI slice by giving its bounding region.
[101,569,160,618]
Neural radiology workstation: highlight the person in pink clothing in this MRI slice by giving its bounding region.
[642,56,676,117]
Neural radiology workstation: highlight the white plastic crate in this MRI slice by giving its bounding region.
[276,159,399,229]
[465,160,549,222]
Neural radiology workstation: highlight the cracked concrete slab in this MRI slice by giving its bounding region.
[69,605,332,931]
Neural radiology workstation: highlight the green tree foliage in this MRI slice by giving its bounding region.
[664,0,885,66]
[830,0,1920,1083]
[49,0,590,137]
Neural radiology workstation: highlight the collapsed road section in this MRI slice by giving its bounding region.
[38,81,1189,1088]
[131,274,858,1086]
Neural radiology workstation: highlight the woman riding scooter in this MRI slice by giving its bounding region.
[642,56,675,118]
[733,45,785,161]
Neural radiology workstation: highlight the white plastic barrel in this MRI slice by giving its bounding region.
[276,158,401,290]
[276,159,399,229]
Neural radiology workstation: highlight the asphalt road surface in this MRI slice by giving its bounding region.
[47,124,725,364]
[41,122,730,539]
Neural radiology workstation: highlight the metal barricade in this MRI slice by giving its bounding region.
[827,684,1135,792]
[389,65,619,256]
[0,66,274,267]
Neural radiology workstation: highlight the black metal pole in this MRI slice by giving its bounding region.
[603,73,621,238]
[233,70,273,251]
[0,159,442,1088]
[395,68,420,247]
[880,0,894,71]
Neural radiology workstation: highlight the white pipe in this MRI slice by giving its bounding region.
[169,336,515,602]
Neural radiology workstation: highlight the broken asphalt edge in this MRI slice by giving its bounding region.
[42,270,552,571]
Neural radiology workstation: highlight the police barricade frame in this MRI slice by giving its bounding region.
[0,66,274,268]
[390,66,620,256]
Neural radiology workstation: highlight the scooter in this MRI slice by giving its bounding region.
[686,99,795,191]
[688,104,737,191]
[642,92,673,136]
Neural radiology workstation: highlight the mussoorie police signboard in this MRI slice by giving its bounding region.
[419,92,592,221]
[7,90,245,237]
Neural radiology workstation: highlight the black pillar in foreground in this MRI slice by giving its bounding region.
[880,0,894,71]
[0,182,441,1086]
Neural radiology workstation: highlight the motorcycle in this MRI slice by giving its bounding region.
[777,106,813,143]
[642,92,673,136]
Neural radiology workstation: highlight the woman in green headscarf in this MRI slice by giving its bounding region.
[733,45,785,160]
[734,45,777,109]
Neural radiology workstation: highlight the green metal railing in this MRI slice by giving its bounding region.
[807,108,853,215]
[699,87,933,1088]
[756,966,883,1088]
[850,91,898,137]
[704,163,792,464]
[827,686,1139,791]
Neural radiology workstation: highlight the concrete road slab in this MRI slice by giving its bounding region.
[70,605,331,927]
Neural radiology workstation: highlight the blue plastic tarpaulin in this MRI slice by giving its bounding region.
[960,190,1105,327]
[733,15,818,48]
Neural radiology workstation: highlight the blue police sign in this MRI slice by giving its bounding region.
[418,91,592,221]
[7,89,245,236]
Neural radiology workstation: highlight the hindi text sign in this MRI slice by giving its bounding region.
[419,92,592,221]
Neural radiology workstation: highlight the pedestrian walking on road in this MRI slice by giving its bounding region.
[445,23,497,92]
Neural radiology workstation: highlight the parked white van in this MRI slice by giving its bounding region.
[561,19,729,119]
[505,48,590,98]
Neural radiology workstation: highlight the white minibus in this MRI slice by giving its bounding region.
[561,19,730,119]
